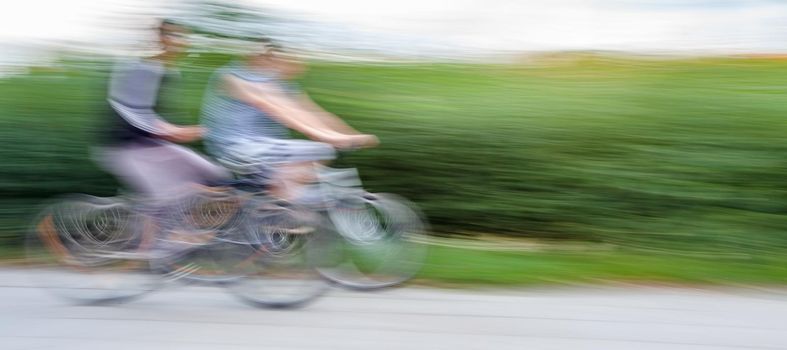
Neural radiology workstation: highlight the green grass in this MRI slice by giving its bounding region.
[417,244,787,286]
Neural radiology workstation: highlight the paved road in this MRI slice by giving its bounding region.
[1,268,786,350]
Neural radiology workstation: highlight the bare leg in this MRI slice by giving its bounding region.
[268,161,319,201]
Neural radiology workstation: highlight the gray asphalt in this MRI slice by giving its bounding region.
[1,268,786,350]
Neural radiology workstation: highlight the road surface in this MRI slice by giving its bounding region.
[1,268,786,350]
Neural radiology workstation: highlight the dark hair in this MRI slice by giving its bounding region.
[249,36,286,56]
[158,19,184,36]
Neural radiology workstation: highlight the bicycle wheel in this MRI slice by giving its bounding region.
[226,200,331,308]
[174,187,243,233]
[319,193,429,290]
[151,188,248,284]
[26,195,160,304]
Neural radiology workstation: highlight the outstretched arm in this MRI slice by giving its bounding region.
[293,93,361,135]
[224,75,376,148]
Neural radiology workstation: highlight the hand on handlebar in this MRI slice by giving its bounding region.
[328,134,379,150]
[351,134,379,149]
[160,124,205,143]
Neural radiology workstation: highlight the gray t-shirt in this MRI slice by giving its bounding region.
[103,58,177,145]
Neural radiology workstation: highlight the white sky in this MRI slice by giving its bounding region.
[246,0,787,52]
[2,0,787,55]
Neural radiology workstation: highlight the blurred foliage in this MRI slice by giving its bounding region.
[0,54,786,256]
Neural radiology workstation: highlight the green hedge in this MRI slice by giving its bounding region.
[1,54,786,254]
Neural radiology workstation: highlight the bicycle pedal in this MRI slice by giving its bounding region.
[261,225,315,235]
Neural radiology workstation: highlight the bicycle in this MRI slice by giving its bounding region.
[210,152,430,290]
[26,189,332,308]
[26,154,429,307]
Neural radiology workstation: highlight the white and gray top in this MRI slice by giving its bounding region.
[200,61,291,156]
[102,58,177,145]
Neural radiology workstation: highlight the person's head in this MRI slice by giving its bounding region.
[246,38,305,79]
[157,19,189,55]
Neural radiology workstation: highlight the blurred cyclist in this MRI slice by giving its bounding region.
[201,39,377,204]
[96,19,229,244]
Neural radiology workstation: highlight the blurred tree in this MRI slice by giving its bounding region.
[175,0,285,49]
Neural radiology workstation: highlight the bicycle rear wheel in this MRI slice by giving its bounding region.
[319,193,429,290]
[226,200,331,308]
[26,195,160,304]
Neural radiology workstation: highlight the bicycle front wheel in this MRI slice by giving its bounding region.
[150,188,247,284]
[226,200,331,308]
[319,193,429,290]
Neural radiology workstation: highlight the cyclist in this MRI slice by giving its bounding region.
[200,39,377,204]
[95,19,229,244]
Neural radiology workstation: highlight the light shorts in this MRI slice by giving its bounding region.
[223,137,336,167]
